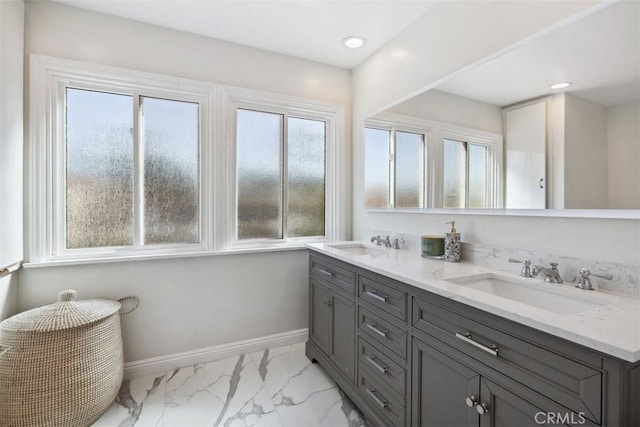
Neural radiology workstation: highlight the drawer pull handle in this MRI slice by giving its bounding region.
[365,387,388,408]
[455,333,499,357]
[323,299,333,307]
[314,268,334,277]
[365,322,388,338]
[365,355,388,374]
[365,290,389,303]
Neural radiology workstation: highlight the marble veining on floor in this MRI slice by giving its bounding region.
[92,343,366,427]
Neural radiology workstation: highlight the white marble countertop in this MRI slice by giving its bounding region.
[307,241,640,363]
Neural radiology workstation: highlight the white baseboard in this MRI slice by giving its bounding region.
[123,328,308,380]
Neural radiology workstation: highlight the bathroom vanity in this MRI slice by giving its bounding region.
[305,242,640,427]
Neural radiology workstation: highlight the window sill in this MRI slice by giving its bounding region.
[22,244,312,269]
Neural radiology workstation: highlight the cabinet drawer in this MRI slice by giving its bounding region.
[412,296,603,424]
[358,365,405,427]
[358,336,406,398]
[309,256,356,295]
[358,275,407,322]
[358,306,407,359]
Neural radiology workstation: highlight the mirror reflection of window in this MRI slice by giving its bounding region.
[443,139,489,209]
[395,131,424,208]
[468,144,488,208]
[364,128,391,208]
[365,116,501,209]
[364,127,426,208]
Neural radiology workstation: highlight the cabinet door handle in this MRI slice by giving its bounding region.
[323,299,333,306]
[455,333,499,356]
[365,387,388,408]
[365,290,389,303]
[314,267,334,277]
[465,396,478,407]
[364,322,388,338]
[365,355,388,373]
[539,178,544,189]
[476,403,490,415]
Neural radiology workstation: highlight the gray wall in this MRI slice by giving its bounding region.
[608,101,640,209]
[19,251,309,362]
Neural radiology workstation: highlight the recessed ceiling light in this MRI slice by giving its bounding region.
[342,36,367,49]
[550,82,572,90]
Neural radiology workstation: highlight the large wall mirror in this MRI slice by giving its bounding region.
[364,1,639,212]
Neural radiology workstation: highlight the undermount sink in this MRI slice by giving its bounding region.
[327,243,387,256]
[447,273,607,315]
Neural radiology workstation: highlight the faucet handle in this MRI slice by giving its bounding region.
[576,269,612,290]
[549,262,559,269]
[393,238,405,249]
[509,258,534,277]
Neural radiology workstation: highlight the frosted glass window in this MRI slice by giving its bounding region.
[364,128,391,207]
[468,144,488,208]
[287,117,326,238]
[141,97,200,244]
[443,138,467,208]
[395,131,424,208]
[236,109,283,240]
[65,88,134,249]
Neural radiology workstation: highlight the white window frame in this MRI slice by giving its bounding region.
[28,55,214,263]
[222,87,345,250]
[28,55,346,264]
[364,114,433,208]
[437,125,503,209]
[364,112,503,209]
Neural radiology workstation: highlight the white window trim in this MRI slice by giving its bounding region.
[28,55,346,265]
[365,113,434,209]
[365,112,503,209]
[221,87,346,250]
[438,124,503,209]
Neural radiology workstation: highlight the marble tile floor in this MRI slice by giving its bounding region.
[92,342,367,427]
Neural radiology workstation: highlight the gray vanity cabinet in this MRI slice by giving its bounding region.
[330,290,356,380]
[309,278,331,354]
[412,335,595,427]
[412,336,480,427]
[306,250,640,427]
[308,255,356,382]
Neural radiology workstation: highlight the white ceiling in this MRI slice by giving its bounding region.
[51,0,436,69]
[436,1,640,107]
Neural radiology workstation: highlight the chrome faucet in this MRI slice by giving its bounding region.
[532,262,563,283]
[371,235,392,248]
[509,259,563,283]
[576,269,612,290]
[509,258,534,277]
[393,237,405,249]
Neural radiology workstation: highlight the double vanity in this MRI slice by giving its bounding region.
[305,242,640,426]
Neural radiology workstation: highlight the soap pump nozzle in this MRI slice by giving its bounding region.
[446,220,456,234]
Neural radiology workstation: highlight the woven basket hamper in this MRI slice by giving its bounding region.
[0,290,138,427]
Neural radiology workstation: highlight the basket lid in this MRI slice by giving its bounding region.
[0,290,121,332]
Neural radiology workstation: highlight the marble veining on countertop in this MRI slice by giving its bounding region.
[307,241,640,363]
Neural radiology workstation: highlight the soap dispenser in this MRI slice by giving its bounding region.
[444,220,461,262]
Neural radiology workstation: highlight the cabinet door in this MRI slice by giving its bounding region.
[479,378,551,427]
[309,279,331,354]
[412,337,480,427]
[330,291,355,381]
